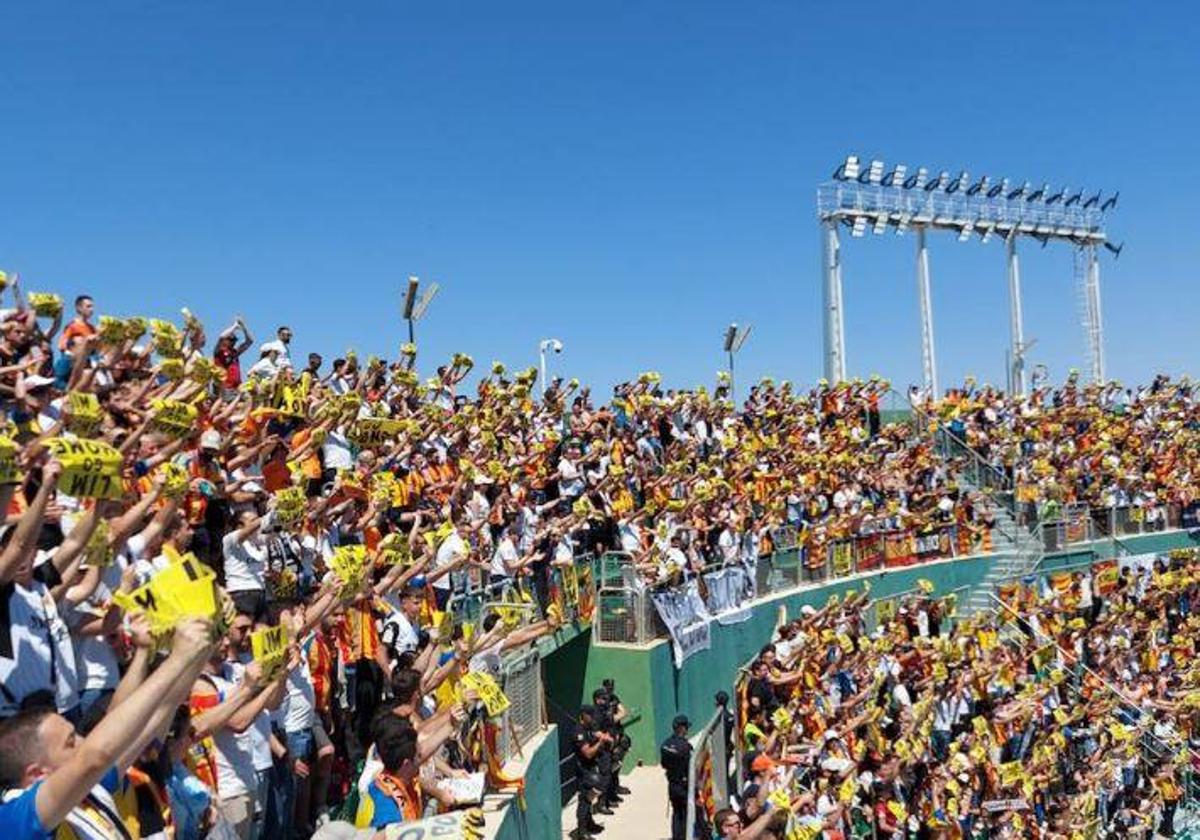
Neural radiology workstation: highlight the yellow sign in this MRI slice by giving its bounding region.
[28,292,63,317]
[274,486,306,526]
[111,553,219,634]
[157,462,189,499]
[150,319,184,357]
[460,671,510,718]
[46,437,124,499]
[0,436,21,485]
[999,761,1023,787]
[330,544,368,588]
[349,418,405,448]
[65,392,103,435]
[251,624,289,672]
[151,399,199,438]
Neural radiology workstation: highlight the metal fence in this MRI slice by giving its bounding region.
[496,648,545,763]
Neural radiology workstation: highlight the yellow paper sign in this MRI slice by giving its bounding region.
[151,399,199,438]
[461,671,510,717]
[28,292,63,317]
[349,418,405,449]
[251,624,289,678]
[330,544,368,588]
[157,462,189,499]
[274,486,306,526]
[999,761,1023,787]
[0,436,21,485]
[46,437,124,499]
[65,392,103,435]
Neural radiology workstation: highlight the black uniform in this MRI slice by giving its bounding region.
[660,732,692,840]
[573,714,605,836]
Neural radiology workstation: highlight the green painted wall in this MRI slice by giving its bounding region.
[546,554,993,767]
[491,725,562,840]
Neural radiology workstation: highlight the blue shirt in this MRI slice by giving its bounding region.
[0,767,120,840]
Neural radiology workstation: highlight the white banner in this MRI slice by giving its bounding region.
[651,580,712,667]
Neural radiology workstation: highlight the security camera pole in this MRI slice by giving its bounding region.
[402,275,440,346]
[538,338,563,397]
[723,323,752,405]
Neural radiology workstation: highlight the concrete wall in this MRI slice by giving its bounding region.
[488,725,562,840]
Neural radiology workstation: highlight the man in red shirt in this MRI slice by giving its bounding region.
[57,294,96,351]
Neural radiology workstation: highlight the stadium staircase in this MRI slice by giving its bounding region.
[903,399,1048,617]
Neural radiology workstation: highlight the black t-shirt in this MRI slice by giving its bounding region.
[747,676,778,712]
[574,724,600,770]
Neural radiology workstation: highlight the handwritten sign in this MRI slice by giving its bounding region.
[330,544,368,588]
[65,392,103,435]
[274,486,306,526]
[349,418,405,448]
[460,671,510,718]
[151,399,199,438]
[251,624,289,678]
[46,437,124,499]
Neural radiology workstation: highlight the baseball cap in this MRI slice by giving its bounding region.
[200,429,222,450]
[750,753,776,773]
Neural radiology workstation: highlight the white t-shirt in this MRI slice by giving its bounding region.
[490,537,519,579]
[222,531,268,593]
[205,668,257,798]
[381,610,420,657]
[321,430,354,472]
[230,657,273,772]
[0,575,80,715]
[557,458,585,499]
[280,645,316,734]
[433,532,468,592]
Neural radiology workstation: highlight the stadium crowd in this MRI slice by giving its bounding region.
[718,552,1200,839]
[926,374,1200,529]
[0,274,1198,840]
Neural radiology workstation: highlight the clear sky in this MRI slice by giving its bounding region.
[1,2,1195,397]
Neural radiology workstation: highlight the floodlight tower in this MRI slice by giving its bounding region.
[817,156,1121,395]
[723,323,752,404]
[401,276,440,345]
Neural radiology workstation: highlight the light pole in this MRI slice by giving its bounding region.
[539,338,563,397]
[722,323,752,405]
[401,275,440,346]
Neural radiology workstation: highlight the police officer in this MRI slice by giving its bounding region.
[572,705,611,839]
[660,714,693,840]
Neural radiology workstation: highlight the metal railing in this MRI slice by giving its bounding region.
[496,649,545,763]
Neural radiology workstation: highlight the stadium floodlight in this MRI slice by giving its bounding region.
[411,282,439,322]
[402,276,419,320]
[817,155,1121,391]
[1007,181,1029,200]
[833,155,860,181]
[1104,241,1124,258]
[945,171,968,194]
[722,323,752,403]
[883,164,907,187]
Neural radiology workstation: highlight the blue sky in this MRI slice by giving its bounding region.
[0,2,1195,396]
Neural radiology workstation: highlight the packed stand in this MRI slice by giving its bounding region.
[707,553,1200,839]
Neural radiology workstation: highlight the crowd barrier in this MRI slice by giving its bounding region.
[1035,503,1187,552]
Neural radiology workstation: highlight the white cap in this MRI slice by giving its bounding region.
[200,429,222,450]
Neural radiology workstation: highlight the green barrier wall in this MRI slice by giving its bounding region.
[541,529,1200,770]
[491,725,562,840]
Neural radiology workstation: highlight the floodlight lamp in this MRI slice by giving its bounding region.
[1027,184,1047,202]
[1101,192,1119,212]
[867,160,884,185]
[924,172,944,192]
[411,282,440,321]
[1104,241,1124,258]
[979,226,993,244]
[851,217,868,237]
[732,324,752,352]
[1065,190,1083,207]
[840,155,860,181]
[957,223,974,242]
[967,176,989,196]
[896,214,911,235]
[723,324,738,352]
[1007,181,1029,200]
[945,171,968,194]
[987,178,1008,199]
[1083,191,1101,209]
[872,215,887,235]
[1046,187,1065,205]
[883,164,907,187]
[402,276,419,319]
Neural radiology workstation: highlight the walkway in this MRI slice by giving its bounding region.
[562,765,671,840]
